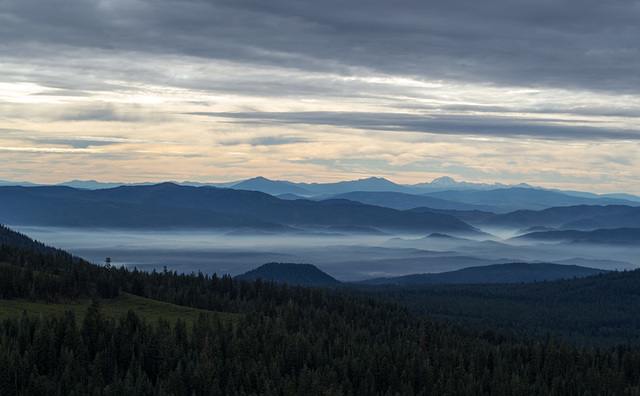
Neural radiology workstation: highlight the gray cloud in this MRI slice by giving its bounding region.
[2,0,640,192]
[57,106,148,122]
[33,90,94,97]
[190,111,640,141]
[2,0,639,93]
[32,139,116,149]
[248,136,309,146]
[433,104,640,120]
[215,134,309,146]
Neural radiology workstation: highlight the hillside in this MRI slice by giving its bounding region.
[478,204,640,230]
[358,268,640,347]
[515,227,640,245]
[0,292,236,330]
[359,262,607,285]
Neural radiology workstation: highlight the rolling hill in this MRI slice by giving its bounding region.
[235,262,341,286]
[514,228,640,245]
[358,262,608,285]
[479,205,640,230]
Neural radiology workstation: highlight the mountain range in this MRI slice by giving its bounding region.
[2,178,640,237]
[6,175,637,198]
[0,183,478,234]
[3,177,639,213]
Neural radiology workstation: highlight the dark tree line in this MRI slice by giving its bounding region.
[352,269,640,347]
[3,288,640,395]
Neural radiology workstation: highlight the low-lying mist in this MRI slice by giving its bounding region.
[9,225,639,282]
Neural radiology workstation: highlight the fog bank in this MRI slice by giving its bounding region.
[9,226,638,281]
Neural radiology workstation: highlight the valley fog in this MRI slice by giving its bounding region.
[10,225,639,282]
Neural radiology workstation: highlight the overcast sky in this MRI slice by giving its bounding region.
[1,0,639,193]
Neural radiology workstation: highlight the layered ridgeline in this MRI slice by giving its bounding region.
[27,175,640,205]
[4,223,640,394]
[4,175,640,212]
[0,183,478,234]
[2,178,639,238]
[199,175,640,212]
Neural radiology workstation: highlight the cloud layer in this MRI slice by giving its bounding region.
[1,0,639,192]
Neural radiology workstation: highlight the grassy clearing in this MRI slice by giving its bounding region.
[0,293,240,331]
[0,298,87,321]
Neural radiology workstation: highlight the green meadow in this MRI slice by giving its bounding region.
[0,292,240,331]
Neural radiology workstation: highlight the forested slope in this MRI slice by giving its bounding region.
[2,223,640,395]
[355,269,640,347]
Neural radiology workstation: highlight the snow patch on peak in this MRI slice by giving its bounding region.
[430,176,458,186]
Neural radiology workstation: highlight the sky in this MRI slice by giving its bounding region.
[1,0,640,193]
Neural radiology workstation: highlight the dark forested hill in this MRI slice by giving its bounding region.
[514,227,640,245]
[359,262,608,285]
[0,223,61,252]
[235,262,341,286]
[357,268,640,347]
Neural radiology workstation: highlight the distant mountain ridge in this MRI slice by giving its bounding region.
[320,191,500,212]
[2,177,639,217]
[0,183,479,234]
[213,177,640,210]
[226,177,640,212]
[232,176,313,196]
[4,175,636,200]
[412,176,533,191]
[420,187,638,212]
